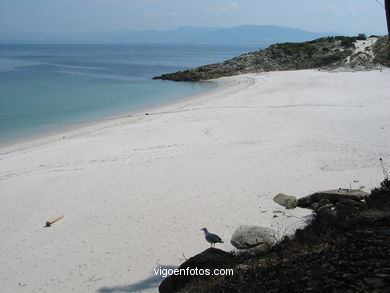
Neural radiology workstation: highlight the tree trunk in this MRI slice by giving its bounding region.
[386,0,390,38]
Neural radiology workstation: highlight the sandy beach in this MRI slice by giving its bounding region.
[1,69,390,293]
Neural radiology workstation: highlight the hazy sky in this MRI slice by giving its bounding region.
[0,0,387,35]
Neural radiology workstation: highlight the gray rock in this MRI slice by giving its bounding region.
[273,193,298,209]
[230,225,277,253]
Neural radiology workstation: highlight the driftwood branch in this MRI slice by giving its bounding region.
[45,214,64,227]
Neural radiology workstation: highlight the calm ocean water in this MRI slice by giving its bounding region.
[0,44,258,143]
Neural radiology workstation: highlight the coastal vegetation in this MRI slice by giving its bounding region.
[373,37,390,66]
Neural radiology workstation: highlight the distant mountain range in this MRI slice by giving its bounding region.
[0,25,330,45]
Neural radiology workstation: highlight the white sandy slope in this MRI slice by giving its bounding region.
[1,69,390,293]
[344,37,378,65]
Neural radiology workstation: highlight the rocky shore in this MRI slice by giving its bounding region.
[159,179,390,292]
[154,35,390,81]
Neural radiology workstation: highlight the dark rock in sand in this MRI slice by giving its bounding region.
[159,248,235,293]
[318,199,332,208]
[298,189,369,208]
[337,197,365,207]
[316,204,334,214]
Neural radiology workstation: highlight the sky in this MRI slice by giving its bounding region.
[0,0,387,36]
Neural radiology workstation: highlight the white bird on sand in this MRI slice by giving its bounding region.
[201,228,224,247]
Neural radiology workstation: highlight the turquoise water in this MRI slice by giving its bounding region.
[0,44,257,143]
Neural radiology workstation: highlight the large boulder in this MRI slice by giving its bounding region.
[230,225,277,253]
[273,193,298,209]
[159,248,235,293]
[298,189,369,208]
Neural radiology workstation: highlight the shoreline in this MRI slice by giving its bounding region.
[0,80,219,154]
[1,69,389,293]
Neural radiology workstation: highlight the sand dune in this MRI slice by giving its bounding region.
[1,69,389,292]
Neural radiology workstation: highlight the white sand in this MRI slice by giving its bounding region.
[1,69,390,292]
[354,37,377,56]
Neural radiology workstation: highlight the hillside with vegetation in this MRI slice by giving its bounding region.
[154,35,390,81]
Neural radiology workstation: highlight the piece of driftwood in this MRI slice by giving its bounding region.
[45,214,64,227]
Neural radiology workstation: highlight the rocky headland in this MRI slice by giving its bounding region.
[154,35,390,81]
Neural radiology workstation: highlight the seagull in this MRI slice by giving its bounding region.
[201,228,223,247]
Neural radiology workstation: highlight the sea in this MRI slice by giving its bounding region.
[0,44,258,144]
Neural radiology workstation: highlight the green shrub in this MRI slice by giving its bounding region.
[373,37,390,66]
[367,178,390,208]
[334,36,357,48]
[357,33,367,40]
